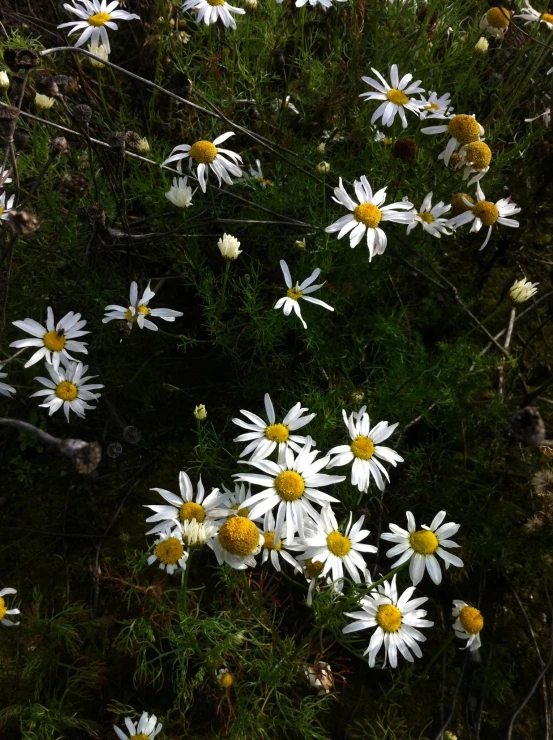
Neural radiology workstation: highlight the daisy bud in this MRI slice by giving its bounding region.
[34,93,55,110]
[217,670,234,688]
[474,37,489,55]
[88,42,109,68]
[218,233,242,261]
[316,161,331,174]
[137,138,150,154]
[165,177,194,208]
[393,137,417,163]
[0,71,9,89]
[443,734,458,740]
[7,209,41,235]
[295,238,307,250]
[179,30,191,44]
[509,277,539,304]
[194,404,207,421]
[244,0,257,10]
[317,142,326,155]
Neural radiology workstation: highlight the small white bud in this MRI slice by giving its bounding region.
[218,233,242,261]
[316,161,331,174]
[509,278,539,304]
[165,176,194,208]
[0,71,9,89]
[34,93,55,110]
[474,37,489,55]
[316,142,326,155]
[137,138,150,154]
[88,42,109,68]
[244,0,258,9]
[194,404,207,421]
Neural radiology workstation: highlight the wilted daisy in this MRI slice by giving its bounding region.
[0,366,15,397]
[0,588,20,626]
[275,260,334,330]
[298,557,325,606]
[480,6,511,38]
[235,439,345,542]
[422,113,485,167]
[30,359,103,421]
[218,233,242,260]
[360,64,425,128]
[326,407,403,492]
[209,511,264,569]
[232,392,316,460]
[305,662,334,695]
[0,191,15,221]
[272,95,300,115]
[165,176,195,208]
[452,600,484,651]
[299,507,375,591]
[510,277,539,304]
[448,183,520,250]
[58,0,140,53]
[145,471,229,535]
[147,526,188,574]
[381,511,463,586]
[182,0,245,29]
[418,91,453,120]
[181,518,218,547]
[406,192,452,238]
[456,141,492,186]
[325,176,414,259]
[516,2,553,29]
[260,509,302,572]
[249,159,272,187]
[113,712,162,740]
[343,575,433,668]
[102,281,183,330]
[11,307,89,371]
[162,133,242,192]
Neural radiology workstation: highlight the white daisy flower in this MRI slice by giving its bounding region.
[209,511,264,570]
[510,277,539,304]
[406,192,452,238]
[249,159,272,188]
[326,407,403,492]
[455,141,492,186]
[448,183,520,250]
[325,176,415,259]
[418,91,454,120]
[452,600,484,651]
[58,0,140,53]
[165,176,195,208]
[0,191,16,221]
[181,518,218,547]
[299,506,375,592]
[380,510,464,586]
[221,482,262,519]
[421,113,485,167]
[0,587,20,627]
[480,6,511,38]
[516,2,553,30]
[182,0,245,29]
[295,0,346,8]
[260,509,302,572]
[235,438,345,542]
[145,471,229,535]
[162,132,242,193]
[0,365,16,397]
[343,574,433,668]
[147,525,188,574]
[232,392,316,461]
[359,64,425,128]
[10,307,89,372]
[274,260,334,330]
[271,96,300,115]
[102,281,183,331]
[113,712,162,740]
[30,359,103,421]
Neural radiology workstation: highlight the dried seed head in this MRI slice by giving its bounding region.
[49,136,70,155]
[35,74,59,97]
[523,514,545,534]
[72,104,92,124]
[58,438,102,473]
[52,75,71,96]
[61,172,90,198]
[80,202,106,229]
[13,128,30,151]
[125,130,142,149]
[0,105,19,140]
[123,425,142,444]
[107,442,123,458]
[171,71,193,97]
[509,407,546,447]
[107,131,126,150]
[533,469,553,498]
[393,137,418,162]
[8,75,25,102]
[7,209,41,235]
[4,48,41,71]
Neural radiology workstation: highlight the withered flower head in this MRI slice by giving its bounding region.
[123,425,142,445]
[125,130,142,149]
[533,469,553,498]
[79,202,106,229]
[13,128,30,151]
[171,72,193,98]
[0,105,19,139]
[49,136,70,155]
[35,74,59,97]
[4,48,41,71]
[107,131,126,150]
[7,209,41,235]
[52,74,71,96]
[72,104,92,125]
[509,407,546,447]
[393,137,418,163]
[61,172,90,198]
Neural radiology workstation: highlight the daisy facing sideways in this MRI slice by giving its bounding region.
[182,0,245,29]
[326,407,403,492]
[380,510,464,586]
[0,366,16,397]
[448,183,520,250]
[422,113,485,167]
[102,281,183,331]
[113,712,162,740]
[147,525,189,575]
[406,192,452,238]
[0,191,15,221]
[0,587,20,627]
[360,64,425,128]
[162,132,242,192]
[260,509,302,572]
[325,176,414,259]
[275,260,334,330]
[516,2,553,30]
[343,575,433,668]
[480,6,511,38]
[30,359,103,421]
[452,600,484,651]
[418,91,453,120]
[11,307,89,371]
[232,392,316,461]
[58,1,140,53]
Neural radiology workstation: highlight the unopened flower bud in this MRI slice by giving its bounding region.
[88,42,109,68]
[443,733,458,740]
[295,238,307,250]
[510,278,539,304]
[34,93,55,110]
[194,404,207,421]
[316,161,330,174]
[137,138,150,154]
[474,37,489,55]
[0,71,9,89]
[244,0,257,9]
[218,233,242,261]
[316,142,326,154]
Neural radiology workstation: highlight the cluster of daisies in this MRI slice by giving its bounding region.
[141,393,483,670]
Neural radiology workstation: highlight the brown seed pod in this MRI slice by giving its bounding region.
[393,137,417,163]
[4,48,41,71]
[61,172,91,198]
[7,209,41,235]
[72,104,93,124]
[49,136,71,155]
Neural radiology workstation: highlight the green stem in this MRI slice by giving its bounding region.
[180,549,192,613]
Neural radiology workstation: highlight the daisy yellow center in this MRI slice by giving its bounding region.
[386,88,409,106]
[447,115,482,145]
[543,13,553,23]
[138,305,150,315]
[256,177,272,185]
[287,287,303,301]
[208,0,226,5]
[0,206,3,218]
[56,381,78,402]
[230,503,250,517]
[88,12,112,27]
[125,308,134,321]
[424,102,440,111]
[274,470,305,501]
[459,606,484,634]
[189,140,218,164]
[449,152,462,168]
[486,7,511,29]
[376,604,402,633]
[383,137,392,145]
[43,330,66,352]
[130,734,150,740]
[463,141,492,170]
[409,529,439,555]
[154,536,184,565]
[218,516,260,556]
[418,211,434,224]
[263,531,282,551]
[350,436,375,460]
[305,558,324,578]
[353,203,382,229]
[326,530,351,558]
[451,192,474,216]
[472,201,499,226]
[179,501,206,523]
[219,670,234,687]
[0,598,6,621]
[265,423,289,443]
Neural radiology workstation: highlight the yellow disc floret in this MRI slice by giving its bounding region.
[189,140,218,164]
[451,193,474,216]
[486,7,511,29]
[88,12,111,26]
[326,531,351,558]
[56,381,78,402]
[179,501,206,523]
[274,470,305,501]
[386,89,409,106]
[353,203,382,229]
[265,424,290,443]
[543,13,553,24]
[418,211,434,224]
[287,287,303,301]
[130,734,150,740]
[43,330,66,352]
[263,531,282,551]
[472,201,499,226]
[350,436,375,460]
[447,115,482,145]
[219,670,234,688]
[424,102,440,112]
[376,604,402,632]
[462,141,492,170]
[0,597,6,621]
[154,536,184,565]
[409,529,439,555]
[459,605,484,634]
[138,305,151,315]
[218,516,260,556]
[305,558,324,578]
